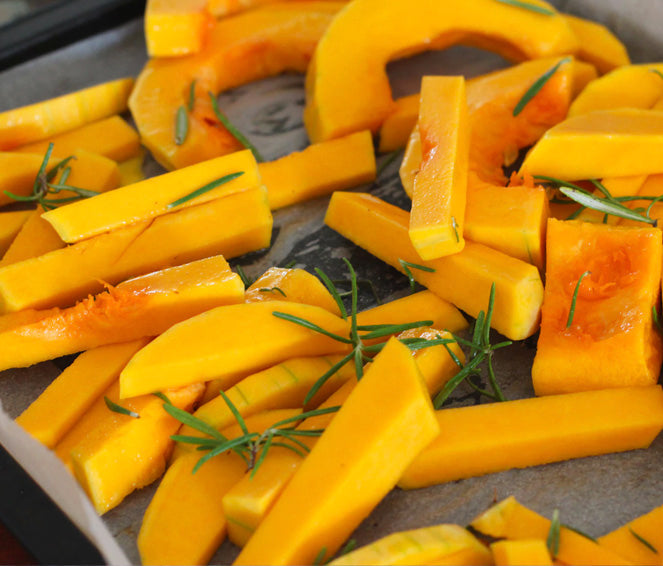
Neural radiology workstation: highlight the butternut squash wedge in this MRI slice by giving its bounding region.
[130,2,343,170]
[490,539,552,566]
[0,210,31,256]
[207,0,346,18]
[260,130,376,210]
[532,220,663,396]
[325,191,544,340]
[304,0,578,143]
[70,382,204,514]
[0,78,134,150]
[0,255,244,371]
[234,338,439,565]
[119,300,350,398]
[0,186,272,312]
[145,0,213,57]
[520,108,663,180]
[409,76,468,260]
[137,409,300,566]
[14,115,141,163]
[117,151,146,187]
[42,149,259,243]
[329,525,492,566]
[470,496,632,566]
[598,503,663,565]
[399,385,663,488]
[16,339,150,448]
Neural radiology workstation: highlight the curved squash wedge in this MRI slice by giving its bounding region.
[303,0,578,142]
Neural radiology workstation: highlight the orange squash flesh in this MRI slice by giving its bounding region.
[399,385,663,488]
[207,0,347,18]
[119,301,350,398]
[144,0,213,57]
[598,503,663,565]
[0,78,134,151]
[0,255,244,371]
[137,409,300,566]
[470,496,632,565]
[532,219,663,396]
[234,338,440,565]
[325,191,544,340]
[303,0,578,143]
[409,76,468,260]
[130,2,343,170]
[260,130,376,210]
[14,115,141,163]
[0,210,31,256]
[490,539,552,566]
[15,339,149,448]
[0,186,272,313]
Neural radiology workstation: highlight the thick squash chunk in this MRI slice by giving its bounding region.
[42,149,259,243]
[490,539,552,566]
[470,497,632,565]
[0,210,31,256]
[0,78,134,150]
[145,0,212,57]
[520,108,663,180]
[399,385,663,488]
[234,338,439,565]
[119,301,350,398]
[16,339,149,448]
[598,504,663,565]
[1,209,65,267]
[130,2,343,170]
[304,0,578,142]
[0,255,244,371]
[533,220,663,395]
[260,130,376,210]
[409,76,468,260]
[325,191,544,340]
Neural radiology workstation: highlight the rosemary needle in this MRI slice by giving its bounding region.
[104,396,140,419]
[259,287,287,297]
[547,509,561,558]
[513,57,571,116]
[167,171,244,209]
[208,91,264,162]
[567,271,590,328]
[398,259,436,292]
[629,527,659,554]
[174,105,189,146]
[187,79,197,111]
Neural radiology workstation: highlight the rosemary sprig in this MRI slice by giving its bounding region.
[451,216,460,243]
[235,265,256,287]
[259,287,287,297]
[398,259,436,292]
[167,171,244,209]
[208,91,264,162]
[653,306,663,335]
[566,271,590,328]
[513,57,571,116]
[433,283,511,408]
[104,396,140,419]
[629,527,658,554]
[547,509,561,558]
[495,0,555,16]
[188,79,197,111]
[3,143,99,211]
[175,105,189,146]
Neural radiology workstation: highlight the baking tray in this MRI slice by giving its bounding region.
[1,1,663,564]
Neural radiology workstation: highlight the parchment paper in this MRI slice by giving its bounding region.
[1,2,663,564]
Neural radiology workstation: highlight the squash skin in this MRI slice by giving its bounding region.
[130,2,344,170]
[234,338,440,565]
[598,503,663,565]
[0,78,134,151]
[304,0,578,142]
[532,219,663,396]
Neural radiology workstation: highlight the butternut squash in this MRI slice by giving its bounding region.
[532,220,663,395]
[16,339,149,448]
[325,191,544,340]
[119,301,350,398]
[490,539,552,566]
[0,255,244,371]
[207,0,346,18]
[42,149,259,243]
[399,385,663,488]
[130,2,343,170]
[304,0,578,142]
[598,503,663,565]
[145,0,212,57]
[14,115,141,163]
[234,338,439,565]
[117,151,146,186]
[409,76,468,260]
[260,130,376,210]
[0,210,31,256]
[0,186,272,312]
[0,78,134,150]
[329,525,492,566]
[520,108,663,180]
[470,496,632,565]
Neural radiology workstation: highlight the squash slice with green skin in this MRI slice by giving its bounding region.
[304,0,578,142]
[119,300,350,398]
[234,338,440,565]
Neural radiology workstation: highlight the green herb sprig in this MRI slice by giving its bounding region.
[547,509,561,558]
[174,106,189,146]
[259,287,287,297]
[513,57,571,116]
[566,271,591,328]
[629,527,659,554]
[235,265,256,287]
[209,91,264,162]
[104,396,140,419]
[398,259,436,292]
[495,0,555,16]
[3,144,99,211]
[167,171,244,209]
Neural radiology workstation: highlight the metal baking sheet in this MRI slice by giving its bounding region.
[1,1,663,563]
